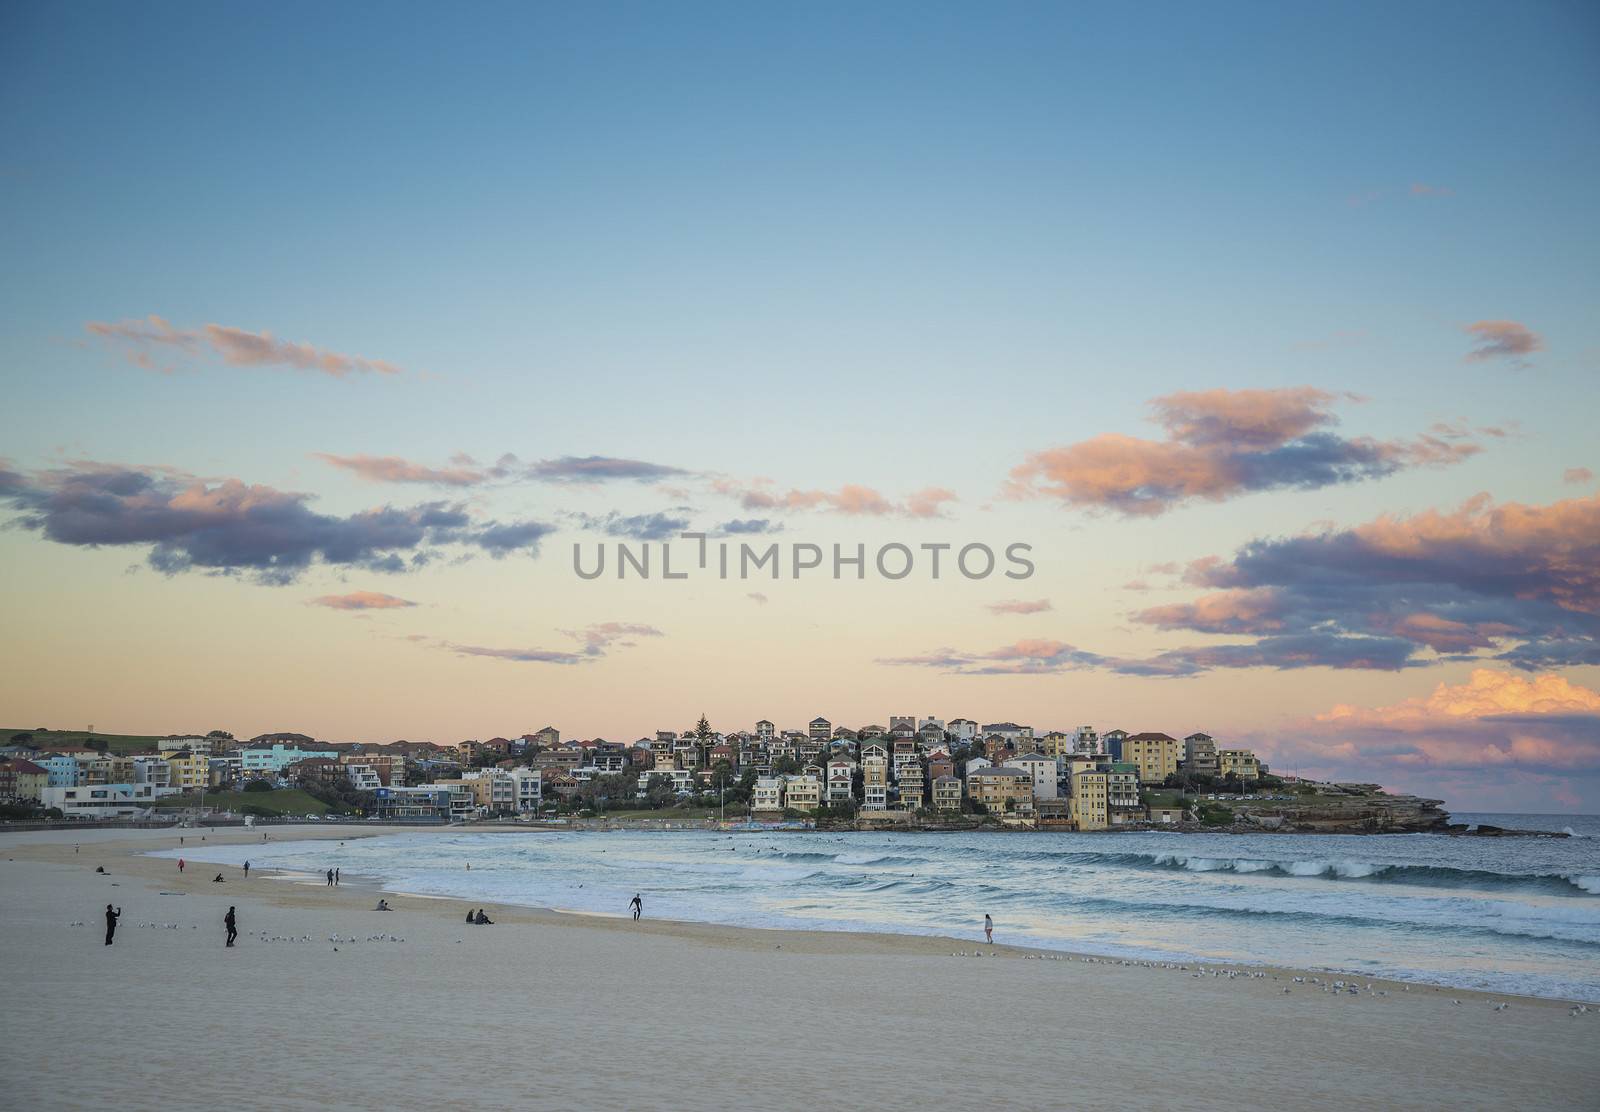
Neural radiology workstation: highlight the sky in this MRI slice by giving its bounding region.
[1,1,1597,812]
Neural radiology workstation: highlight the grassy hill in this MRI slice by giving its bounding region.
[3,727,174,755]
[152,789,331,816]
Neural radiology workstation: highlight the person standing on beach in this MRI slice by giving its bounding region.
[224,906,237,947]
[334,867,340,886]
[984,914,993,944]
[326,868,334,887]
[629,894,642,921]
[104,904,120,946]
[243,860,250,878]
[178,858,185,873]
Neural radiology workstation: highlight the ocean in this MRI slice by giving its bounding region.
[151,811,1600,1001]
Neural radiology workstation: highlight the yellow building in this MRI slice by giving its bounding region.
[782,774,822,812]
[931,776,962,811]
[1071,769,1109,830]
[1218,749,1262,781]
[165,751,211,792]
[1122,733,1180,784]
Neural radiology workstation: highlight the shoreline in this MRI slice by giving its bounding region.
[5,824,1598,1111]
[8,822,1596,1005]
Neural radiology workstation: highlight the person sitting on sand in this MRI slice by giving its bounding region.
[466,909,476,924]
[374,899,391,911]
[474,910,492,925]
[213,873,225,883]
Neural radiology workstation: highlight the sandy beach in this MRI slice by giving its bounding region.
[2,825,1596,1112]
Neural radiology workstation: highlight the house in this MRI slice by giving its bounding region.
[932,775,963,811]
[947,718,978,743]
[345,764,384,792]
[530,726,560,747]
[981,722,1033,742]
[858,724,887,739]
[510,767,542,810]
[808,717,832,742]
[1122,733,1181,784]
[755,720,775,740]
[967,767,1035,815]
[286,756,343,788]
[1004,752,1058,800]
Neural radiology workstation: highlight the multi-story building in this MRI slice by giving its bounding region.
[32,753,80,788]
[42,782,165,818]
[826,758,855,804]
[755,720,775,741]
[0,758,49,802]
[808,717,832,742]
[1004,752,1058,800]
[861,755,889,810]
[1218,749,1262,781]
[1102,729,1129,761]
[339,751,406,786]
[1071,769,1109,831]
[1039,732,1073,760]
[373,784,468,821]
[783,774,822,812]
[967,767,1035,815]
[982,722,1033,743]
[896,761,926,810]
[240,743,340,776]
[753,777,785,812]
[1106,762,1142,824]
[510,767,542,811]
[932,775,963,811]
[1183,733,1220,777]
[1122,733,1181,784]
[1073,726,1104,756]
[165,750,211,792]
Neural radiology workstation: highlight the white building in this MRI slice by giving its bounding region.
[1005,752,1058,800]
[240,743,339,775]
[1073,726,1104,756]
[510,767,543,811]
[753,776,784,812]
[947,719,978,743]
[43,782,166,819]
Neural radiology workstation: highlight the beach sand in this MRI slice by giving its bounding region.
[2,824,1596,1111]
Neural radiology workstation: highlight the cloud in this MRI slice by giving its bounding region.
[985,598,1053,615]
[878,639,1110,676]
[528,456,687,484]
[1247,670,1600,810]
[446,643,587,665]
[315,453,487,487]
[560,621,665,656]
[714,478,958,518]
[1004,388,1478,516]
[0,460,552,583]
[718,518,782,536]
[309,591,417,611]
[443,621,663,666]
[1134,490,1600,671]
[1564,467,1594,485]
[85,316,404,377]
[576,511,690,541]
[1463,320,1542,364]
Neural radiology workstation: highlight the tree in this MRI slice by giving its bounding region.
[694,714,714,743]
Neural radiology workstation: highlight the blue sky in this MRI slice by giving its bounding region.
[1,1,1597,810]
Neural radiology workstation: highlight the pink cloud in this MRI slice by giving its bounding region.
[315,453,486,487]
[1004,387,1477,516]
[715,478,956,518]
[86,315,405,378]
[309,591,417,611]
[1463,320,1542,363]
[985,598,1053,615]
[1564,467,1594,485]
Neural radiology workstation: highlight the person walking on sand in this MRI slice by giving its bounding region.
[178,858,185,873]
[224,906,237,947]
[326,868,334,887]
[984,914,993,944]
[630,894,642,921]
[104,904,121,946]
[243,860,250,878]
[334,867,340,886]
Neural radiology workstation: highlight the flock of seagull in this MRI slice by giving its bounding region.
[944,948,1598,1017]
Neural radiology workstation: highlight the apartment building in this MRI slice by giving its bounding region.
[1071,769,1109,831]
[1122,733,1181,784]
